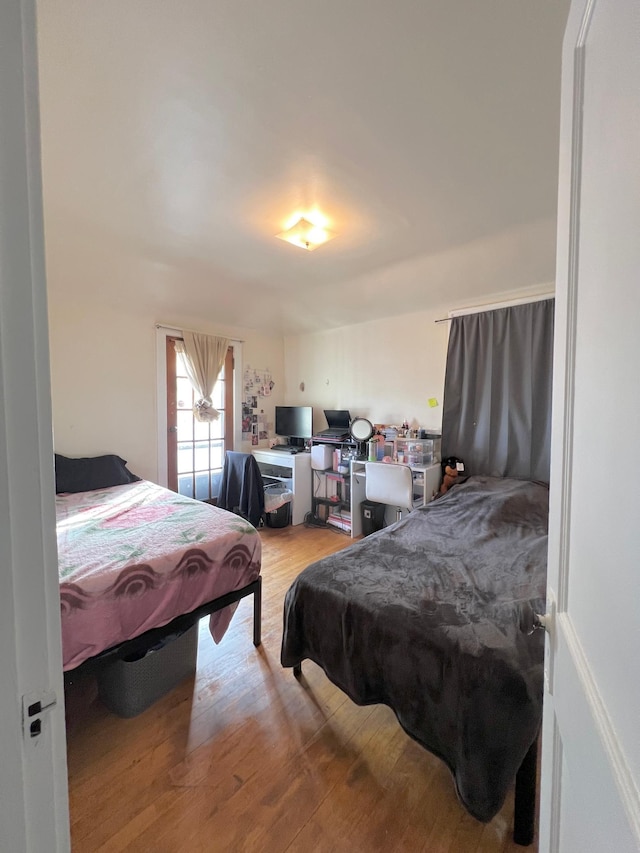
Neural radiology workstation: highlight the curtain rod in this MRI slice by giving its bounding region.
[433,293,554,324]
[155,323,244,343]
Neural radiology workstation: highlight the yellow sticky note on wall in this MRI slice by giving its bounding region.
[428,398,439,408]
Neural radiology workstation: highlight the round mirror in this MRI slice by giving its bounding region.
[349,417,374,442]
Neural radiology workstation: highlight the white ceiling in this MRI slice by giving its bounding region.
[36,0,570,335]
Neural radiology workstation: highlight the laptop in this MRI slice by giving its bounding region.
[315,409,351,438]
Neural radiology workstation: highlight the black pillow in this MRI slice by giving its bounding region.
[54,454,141,494]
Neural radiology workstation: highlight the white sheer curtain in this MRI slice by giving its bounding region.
[175,332,230,422]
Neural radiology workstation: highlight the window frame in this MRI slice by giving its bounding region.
[155,325,243,488]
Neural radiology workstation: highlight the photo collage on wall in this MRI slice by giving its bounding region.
[242,365,274,446]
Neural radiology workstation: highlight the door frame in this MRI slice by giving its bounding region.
[0,0,70,848]
[166,336,234,496]
[155,325,243,488]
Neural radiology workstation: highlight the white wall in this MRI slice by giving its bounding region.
[284,285,554,434]
[47,256,554,475]
[285,308,448,433]
[47,290,284,482]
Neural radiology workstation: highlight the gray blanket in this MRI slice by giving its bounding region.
[281,476,548,822]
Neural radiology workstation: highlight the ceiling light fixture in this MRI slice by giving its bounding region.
[276,216,337,251]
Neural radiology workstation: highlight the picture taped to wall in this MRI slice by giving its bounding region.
[243,365,274,446]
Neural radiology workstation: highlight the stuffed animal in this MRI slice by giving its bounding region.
[439,456,465,494]
[439,464,459,494]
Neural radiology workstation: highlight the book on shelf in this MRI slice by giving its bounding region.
[327,519,351,533]
[327,513,351,532]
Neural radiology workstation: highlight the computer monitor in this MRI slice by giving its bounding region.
[274,406,313,444]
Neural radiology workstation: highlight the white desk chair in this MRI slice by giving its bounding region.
[365,461,414,524]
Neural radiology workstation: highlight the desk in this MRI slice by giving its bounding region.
[352,460,441,506]
[351,460,442,528]
[313,459,441,538]
[407,462,443,506]
[251,449,311,526]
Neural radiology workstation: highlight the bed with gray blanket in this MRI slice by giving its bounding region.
[281,475,548,835]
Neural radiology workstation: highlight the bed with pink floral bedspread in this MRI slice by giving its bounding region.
[57,479,262,671]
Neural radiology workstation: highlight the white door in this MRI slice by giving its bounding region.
[539,1,640,850]
[0,0,70,850]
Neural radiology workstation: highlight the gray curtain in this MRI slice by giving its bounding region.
[441,299,554,482]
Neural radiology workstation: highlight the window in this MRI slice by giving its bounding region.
[166,338,233,501]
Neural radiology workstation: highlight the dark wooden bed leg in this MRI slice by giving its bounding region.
[513,735,538,846]
[293,662,302,678]
[253,576,262,646]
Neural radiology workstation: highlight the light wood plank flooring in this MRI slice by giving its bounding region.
[65,524,538,852]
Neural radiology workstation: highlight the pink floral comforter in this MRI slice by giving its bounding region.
[57,480,262,670]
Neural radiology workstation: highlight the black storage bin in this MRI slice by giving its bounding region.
[361,500,386,536]
[97,623,198,718]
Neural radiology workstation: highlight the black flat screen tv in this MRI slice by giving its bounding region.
[275,406,313,442]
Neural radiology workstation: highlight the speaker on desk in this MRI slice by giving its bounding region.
[311,444,333,470]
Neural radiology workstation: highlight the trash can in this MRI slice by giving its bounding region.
[361,500,386,536]
[263,480,293,528]
[265,499,291,528]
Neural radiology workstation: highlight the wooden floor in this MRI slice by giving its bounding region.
[65,524,539,852]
